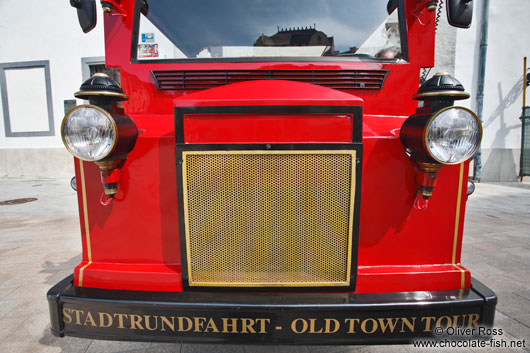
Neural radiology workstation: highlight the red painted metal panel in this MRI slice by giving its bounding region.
[71,0,473,293]
[173,80,363,107]
[184,114,353,144]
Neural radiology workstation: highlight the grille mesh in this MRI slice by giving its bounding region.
[182,150,356,287]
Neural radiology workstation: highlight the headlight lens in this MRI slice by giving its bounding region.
[425,107,482,164]
[61,105,117,161]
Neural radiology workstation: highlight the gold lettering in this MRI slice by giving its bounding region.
[255,318,270,334]
[291,318,308,334]
[222,318,238,334]
[400,317,416,333]
[177,317,193,332]
[193,317,207,332]
[84,312,97,327]
[452,315,460,327]
[421,316,436,332]
[377,318,398,333]
[71,309,84,325]
[98,312,113,328]
[436,316,452,329]
[345,318,360,333]
[308,319,323,334]
[63,308,73,324]
[240,318,256,334]
[467,314,480,328]
[458,314,468,327]
[204,318,220,333]
[114,313,128,329]
[144,315,158,331]
[160,316,175,332]
[130,314,144,330]
[360,318,378,334]
[324,319,340,334]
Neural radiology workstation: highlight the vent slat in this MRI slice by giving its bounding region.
[152,69,388,90]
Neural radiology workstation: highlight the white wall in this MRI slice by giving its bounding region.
[455,1,530,180]
[0,0,105,150]
[2,1,529,180]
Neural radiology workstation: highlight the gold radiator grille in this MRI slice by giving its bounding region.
[182,150,356,287]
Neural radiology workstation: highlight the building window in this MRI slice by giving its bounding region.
[88,63,120,84]
[0,60,55,137]
[81,57,120,83]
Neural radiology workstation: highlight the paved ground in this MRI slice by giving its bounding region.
[0,179,529,353]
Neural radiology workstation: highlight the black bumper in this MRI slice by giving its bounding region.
[48,275,496,345]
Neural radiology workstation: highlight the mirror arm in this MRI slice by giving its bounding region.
[70,0,82,9]
[101,0,126,16]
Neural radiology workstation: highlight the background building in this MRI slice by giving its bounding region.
[0,1,104,178]
[0,1,528,181]
[434,0,530,181]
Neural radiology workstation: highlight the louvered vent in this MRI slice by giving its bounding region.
[152,70,388,90]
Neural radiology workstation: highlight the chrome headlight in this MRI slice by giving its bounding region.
[61,105,117,161]
[424,107,482,164]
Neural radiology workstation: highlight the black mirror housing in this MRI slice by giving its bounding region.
[71,0,97,33]
[446,0,473,29]
[387,0,398,14]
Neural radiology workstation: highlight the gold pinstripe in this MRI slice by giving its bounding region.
[78,161,92,286]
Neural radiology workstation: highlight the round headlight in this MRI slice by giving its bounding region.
[425,107,482,164]
[61,105,117,161]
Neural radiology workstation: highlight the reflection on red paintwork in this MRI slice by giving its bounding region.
[413,193,429,211]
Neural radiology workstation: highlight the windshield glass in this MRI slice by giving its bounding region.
[136,0,403,61]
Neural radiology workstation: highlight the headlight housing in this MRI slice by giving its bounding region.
[64,72,137,199]
[61,105,117,161]
[400,72,479,204]
[424,107,482,165]
[400,106,482,166]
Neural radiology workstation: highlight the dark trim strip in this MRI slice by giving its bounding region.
[173,105,362,291]
[47,275,497,343]
[175,143,362,293]
[130,0,142,64]
[0,60,55,137]
[134,56,404,64]
[130,0,410,64]
[470,278,498,328]
[174,105,363,144]
[398,0,409,62]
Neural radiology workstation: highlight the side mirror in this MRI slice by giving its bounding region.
[70,0,97,33]
[387,0,398,14]
[446,0,473,29]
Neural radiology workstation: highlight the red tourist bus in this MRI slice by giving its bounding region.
[49,0,496,344]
